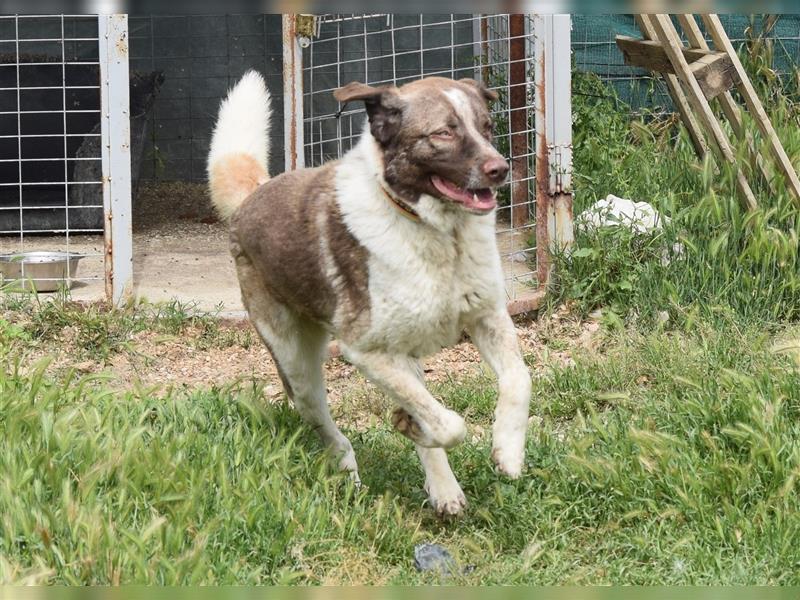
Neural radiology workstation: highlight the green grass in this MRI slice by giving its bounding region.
[3,315,800,584]
[556,61,800,329]
[0,293,254,362]
[6,45,800,583]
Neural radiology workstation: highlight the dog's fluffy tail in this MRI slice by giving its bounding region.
[207,70,271,219]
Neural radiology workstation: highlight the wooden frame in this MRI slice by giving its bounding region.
[633,16,707,158]
[616,35,740,102]
[616,13,800,211]
[676,14,774,193]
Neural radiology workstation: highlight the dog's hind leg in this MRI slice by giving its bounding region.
[236,262,359,483]
[256,316,360,483]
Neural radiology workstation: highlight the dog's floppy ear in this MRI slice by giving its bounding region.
[334,81,403,146]
[459,78,499,104]
[334,81,386,104]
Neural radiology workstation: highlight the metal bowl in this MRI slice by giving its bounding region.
[0,251,84,292]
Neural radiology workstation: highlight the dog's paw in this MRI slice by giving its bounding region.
[431,409,467,449]
[336,447,358,471]
[432,492,467,518]
[348,469,362,488]
[491,443,524,479]
[339,455,361,487]
[492,422,527,479]
[329,440,360,486]
[392,408,466,449]
[426,481,467,518]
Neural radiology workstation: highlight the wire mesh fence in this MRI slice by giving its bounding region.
[299,13,541,302]
[0,14,105,293]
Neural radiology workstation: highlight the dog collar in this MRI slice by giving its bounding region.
[379,182,421,223]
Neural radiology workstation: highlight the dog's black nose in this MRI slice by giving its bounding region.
[483,157,509,182]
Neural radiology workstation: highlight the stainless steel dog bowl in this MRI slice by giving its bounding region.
[0,251,84,292]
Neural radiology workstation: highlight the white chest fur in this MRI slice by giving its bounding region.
[335,135,505,357]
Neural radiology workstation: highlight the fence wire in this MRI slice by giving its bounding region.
[301,14,540,301]
[129,14,284,183]
[0,14,104,292]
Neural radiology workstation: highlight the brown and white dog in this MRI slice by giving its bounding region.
[207,71,532,516]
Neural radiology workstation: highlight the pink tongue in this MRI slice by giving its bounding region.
[431,176,496,211]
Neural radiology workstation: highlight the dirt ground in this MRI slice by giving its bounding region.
[19,304,599,432]
[134,181,244,313]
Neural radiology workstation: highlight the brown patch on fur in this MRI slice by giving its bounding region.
[325,201,371,339]
[391,407,424,442]
[209,153,268,219]
[230,163,370,333]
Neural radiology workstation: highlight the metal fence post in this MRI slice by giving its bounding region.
[282,14,305,171]
[98,14,133,304]
[534,14,574,288]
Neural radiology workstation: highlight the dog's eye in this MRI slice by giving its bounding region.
[431,128,454,139]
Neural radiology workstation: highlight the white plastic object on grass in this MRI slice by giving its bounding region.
[576,194,670,234]
[575,194,684,266]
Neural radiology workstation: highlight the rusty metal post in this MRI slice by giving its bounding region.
[509,14,530,229]
[479,16,489,82]
[99,14,133,304]
[282,14,305,171]
[534,14,574,289]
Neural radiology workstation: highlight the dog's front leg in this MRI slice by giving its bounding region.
[468,310,532,478]
[370,356,466,517]
[415,446,467,517]
[342,348,467,449]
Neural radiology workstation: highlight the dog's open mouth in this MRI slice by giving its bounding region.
[430,175,497,214]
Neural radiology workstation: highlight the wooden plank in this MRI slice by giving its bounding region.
[635,15,708,158]
[677,13,774,191]
[617,34,737,99]
[507,289,547,317]
[688,52,739,99]
[701,13,800,202]
[650,14,757,211]
[615,36,710,73]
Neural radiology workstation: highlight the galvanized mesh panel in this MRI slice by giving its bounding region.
[0,14,104,294]
[301,14,539,302]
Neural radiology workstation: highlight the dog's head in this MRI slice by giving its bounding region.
[334,77,509,215]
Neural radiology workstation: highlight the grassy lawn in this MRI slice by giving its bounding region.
[5,45,800,584]
[3,305,800,584]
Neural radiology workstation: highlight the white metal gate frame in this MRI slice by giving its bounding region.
[282,13,573,315]
[98,14,132,304]
[533,14,574,291]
